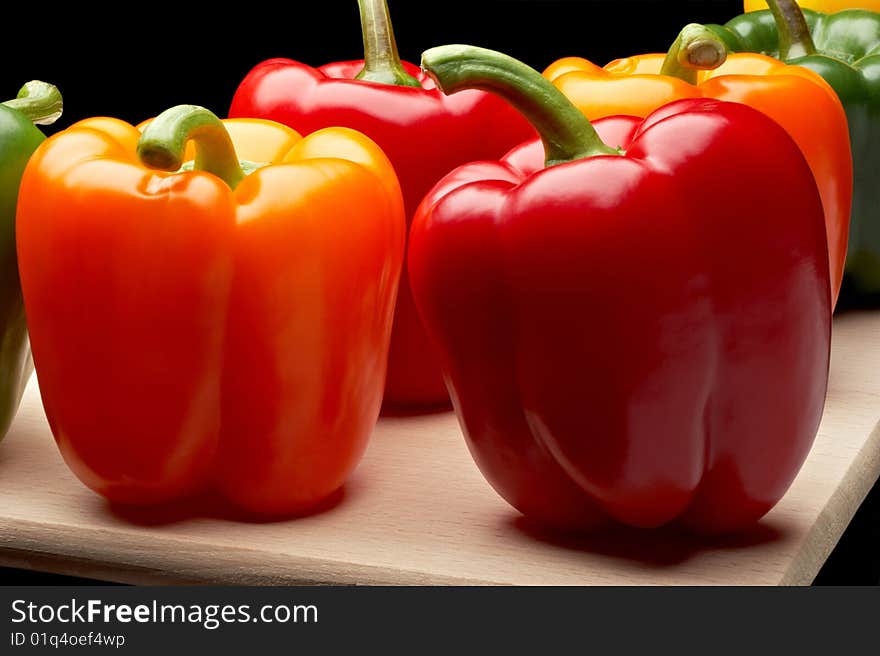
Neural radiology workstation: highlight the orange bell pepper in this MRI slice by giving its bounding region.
[16,106,405,515]
[545,24,852,307]
[745,1,880,10]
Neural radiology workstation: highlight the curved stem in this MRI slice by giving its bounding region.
[355,0,421,88]
[421,45,618,168]
[137,105,245,190]
[2,81,63,126]
[660,24,728,84]
[766,0,817,59]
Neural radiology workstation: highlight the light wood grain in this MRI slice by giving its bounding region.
[1,313,878,586]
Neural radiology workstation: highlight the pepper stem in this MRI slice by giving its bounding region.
[355,0,421,88]
[766,0,817,59]
[137,105,245,190]
[421,45,618,168]
[2,81,63,126]
[660,24,728,84]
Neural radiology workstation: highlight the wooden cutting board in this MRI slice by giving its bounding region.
[1,313,878,586]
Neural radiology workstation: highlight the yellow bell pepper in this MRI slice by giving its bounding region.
[544,24,852,308]
[745,0,880,10]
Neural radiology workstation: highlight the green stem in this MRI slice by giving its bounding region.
[766,0,817,59]
[137,105,245,190]
[355,0,421,88]
[2,81,63,126]
[660,24,728,84]
[421,45,618,168]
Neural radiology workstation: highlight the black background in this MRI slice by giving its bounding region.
[0,0,877,586]
[1,1,742,129]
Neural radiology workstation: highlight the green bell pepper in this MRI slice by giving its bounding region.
[708,0,880,301]
[0,81,62,442]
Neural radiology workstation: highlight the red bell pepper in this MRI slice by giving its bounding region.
[410,46,831,533]
[229,0,535,408]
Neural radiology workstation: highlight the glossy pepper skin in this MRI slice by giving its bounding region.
[17,108,405,514]
[0,82,62,444]
[709,0,880,298]
[545,24,852,308]
[410,46,831,533]
[229,0,534,407]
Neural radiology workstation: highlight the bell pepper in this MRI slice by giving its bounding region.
[16,106,405,514]
[545,24,852,308]
[410,46,831,533]
[709,0,880,299]
[229,0,534,408]
[746,1,880,11]
[0,81,62,444]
